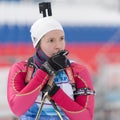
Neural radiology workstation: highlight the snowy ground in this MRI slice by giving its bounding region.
[0,67,14,117]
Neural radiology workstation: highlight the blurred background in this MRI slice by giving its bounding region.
[0,0,120,120]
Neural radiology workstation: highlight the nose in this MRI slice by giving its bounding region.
[55,41,62,50]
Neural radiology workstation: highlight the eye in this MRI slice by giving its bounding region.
[60,36,64,41]
[48,38,54,43]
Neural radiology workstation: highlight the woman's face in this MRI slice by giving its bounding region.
[39,30,65,57]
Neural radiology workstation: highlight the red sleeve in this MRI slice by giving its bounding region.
[7,61,49,116]
[51,63,95,120]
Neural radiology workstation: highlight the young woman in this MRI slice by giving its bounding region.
[7,17,95,120]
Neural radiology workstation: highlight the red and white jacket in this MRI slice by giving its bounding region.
[7,60,95,120]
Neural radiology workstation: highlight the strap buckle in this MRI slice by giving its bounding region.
[74,88,96,96]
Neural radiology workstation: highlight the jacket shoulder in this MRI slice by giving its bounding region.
[71,61,89,72]
[10,60,27,73]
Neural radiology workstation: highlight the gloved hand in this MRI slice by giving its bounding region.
[42,82,60,97]
[40,50,70,75]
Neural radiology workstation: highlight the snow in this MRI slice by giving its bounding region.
[0,1,120,26]
[0,67,14,117]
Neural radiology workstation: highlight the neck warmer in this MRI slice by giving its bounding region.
[33,49,49,68]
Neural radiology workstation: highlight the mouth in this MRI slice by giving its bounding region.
[52,52,57,56]
[53,50,62,55]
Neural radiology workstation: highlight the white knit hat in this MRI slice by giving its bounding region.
[30,17,64,48]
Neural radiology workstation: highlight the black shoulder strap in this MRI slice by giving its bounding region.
[25,57,35,84]
[27,56,34,67]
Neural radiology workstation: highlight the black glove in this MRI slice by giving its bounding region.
[40,50,70,75]
[42,82,60,97]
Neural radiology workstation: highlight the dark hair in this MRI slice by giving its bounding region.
[35,40,41,51]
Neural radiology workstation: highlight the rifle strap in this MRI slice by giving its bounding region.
[65,66,76,93]
[25,57,35,84]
